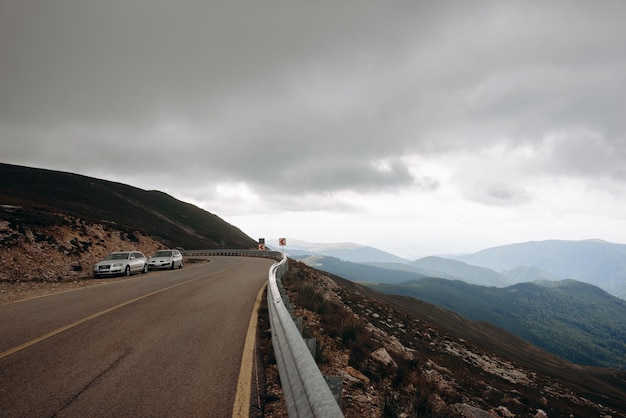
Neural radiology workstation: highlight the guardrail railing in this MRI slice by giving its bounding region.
[183,250,343,417]
[181,249,283,259]
[267,254,344,418]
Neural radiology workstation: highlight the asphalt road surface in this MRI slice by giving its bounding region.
[0,256,274,417]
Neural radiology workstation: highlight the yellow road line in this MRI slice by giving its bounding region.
[232,282,267,418]
[0,261,243,360]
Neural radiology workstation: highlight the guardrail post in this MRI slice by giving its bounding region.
[294,316,303,334]
[304,338,316,358]
[324,376,343,409]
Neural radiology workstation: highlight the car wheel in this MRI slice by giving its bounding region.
[179,261,183,269]
[170,261,175,270]
[142,264,148,274]
[125,265,131,276]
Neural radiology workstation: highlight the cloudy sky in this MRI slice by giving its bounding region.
[2,1,626,258]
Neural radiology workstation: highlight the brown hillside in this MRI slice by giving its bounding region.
[0,212,164,284]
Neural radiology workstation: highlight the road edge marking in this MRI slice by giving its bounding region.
[232,281,267,418]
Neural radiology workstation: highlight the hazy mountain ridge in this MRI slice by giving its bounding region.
[270,238,410,264]
[302,252,554,289]
[450,239,626,299]
[411,256,513,287]
[504,265,561,283]
[304,255,512,288]
[297,255,428,284]
[290,237,626,300]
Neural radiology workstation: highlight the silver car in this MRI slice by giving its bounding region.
[148,249,184,270]
[93,251,148,278]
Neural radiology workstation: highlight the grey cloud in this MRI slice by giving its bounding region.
[264,192,365,214]
[486,185,533,206]
[537,132,626,180]
[271,156,415,194]
[462,181,534,207]
[2,1,626,203]
[0,1,439,126]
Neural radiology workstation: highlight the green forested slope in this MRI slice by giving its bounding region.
[369,278,626,368]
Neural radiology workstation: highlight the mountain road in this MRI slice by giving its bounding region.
[0,256,274,417]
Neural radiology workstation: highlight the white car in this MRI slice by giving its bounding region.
[93,251,148,278]
[148,249,184,270]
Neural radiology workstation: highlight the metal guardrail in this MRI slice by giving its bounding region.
[183,250,343,417]
[268,254,344,418]
[181,249,283,258]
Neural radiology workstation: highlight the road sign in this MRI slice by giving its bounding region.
[258,244,266,251]
[279,238,287,246]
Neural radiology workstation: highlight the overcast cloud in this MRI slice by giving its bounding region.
[2,1,626,258]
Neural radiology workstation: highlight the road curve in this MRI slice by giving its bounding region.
[0,256,274,417]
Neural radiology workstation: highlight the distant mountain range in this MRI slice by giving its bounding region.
[450,239,626,299]
[287,238,626,300]
[268,238,409,263]
[295,255,429,285]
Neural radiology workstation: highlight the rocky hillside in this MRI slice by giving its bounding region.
[0,209,164,283]
[258,260,626,417]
